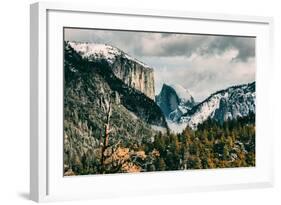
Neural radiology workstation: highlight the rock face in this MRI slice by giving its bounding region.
[111,56,155,100]
[63,42,168,175]
[68,42,155,100]
[157,82,256,133]
[156,84,195,121]
[181,82,256,129]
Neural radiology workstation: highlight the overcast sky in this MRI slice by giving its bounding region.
[65,28,255,101]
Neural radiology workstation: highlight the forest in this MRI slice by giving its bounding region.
[64,112,255,175]
[63,41,255,176]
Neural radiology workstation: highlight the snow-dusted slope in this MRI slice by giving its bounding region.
[68,42,150,68]
[169,84,193,104]
[181,82,255,129]
[67,41,155,100]
[156,84,195,122]
[68,42,120,64]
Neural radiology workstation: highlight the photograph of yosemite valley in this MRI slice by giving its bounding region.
[63,28,256,176]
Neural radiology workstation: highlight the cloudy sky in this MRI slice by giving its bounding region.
[65,28,255,101]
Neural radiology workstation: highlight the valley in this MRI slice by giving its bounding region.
[63,41,256,176]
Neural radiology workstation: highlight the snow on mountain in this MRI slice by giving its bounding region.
[169,84,193,104]
[67,41,155,100]
[180,82,256,130]
[156,83,195,126]
[66,41,255,134]
[68,42,120,64]
[68,41,150,68]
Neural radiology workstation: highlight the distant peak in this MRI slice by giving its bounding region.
[160,83,193,103]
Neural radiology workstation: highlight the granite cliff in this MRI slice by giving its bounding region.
[68,42,155,100]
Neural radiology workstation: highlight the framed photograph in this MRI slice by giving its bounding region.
[30,2,274,202]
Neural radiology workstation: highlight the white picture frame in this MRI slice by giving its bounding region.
[30,2,274,202]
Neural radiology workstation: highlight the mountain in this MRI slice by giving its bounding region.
[68,42,155,100]
[156,84,195,121]
[180,82,256,129]
[64,42,168,172]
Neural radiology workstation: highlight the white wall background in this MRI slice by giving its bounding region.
[0,0,280,204]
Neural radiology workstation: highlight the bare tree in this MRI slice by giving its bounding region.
[99,94,113,173]
[98,93,145,174]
